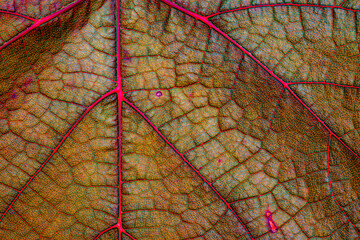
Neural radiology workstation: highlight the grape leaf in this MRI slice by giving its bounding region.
[0,0,360,239]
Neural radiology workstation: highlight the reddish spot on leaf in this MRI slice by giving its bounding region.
[199,167,203,170]
[11,93,17,99]
[265,210,271,218]
[156,91,162,97]
[123,50,131,61]
[265,210,278,233]
[218,159,221,163]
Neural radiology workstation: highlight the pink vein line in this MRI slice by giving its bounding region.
[288,81,360,88]
[159,0,360,236]
[0,0,85,51]
[115,0,126,238]
[159,0,360,163]
[206,3,360,18]
[0,10,37,21]
[326,135,359,234]
[0,89,117,222]
[123,98,254,239]
[94,225,136,240]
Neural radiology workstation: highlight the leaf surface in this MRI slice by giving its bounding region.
[1,0,360,239]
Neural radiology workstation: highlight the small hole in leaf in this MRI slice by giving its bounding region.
[156,91,162,97]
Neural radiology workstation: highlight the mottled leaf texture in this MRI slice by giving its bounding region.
[1,0,360,239]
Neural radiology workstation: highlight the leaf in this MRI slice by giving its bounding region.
[121,104,249,239]
[0,14,32,46]
[0,95,118,239]
[0,0,360,239]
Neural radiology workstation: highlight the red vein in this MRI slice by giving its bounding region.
[0,10,37,21]
[159,0,360,162]
[0,0,85,51]
[206,3,360,19]
[160,0,360,235]
[94,226,117,240]
[288,81,360,88]
[124,98,254,239]
[0,0,125,236]
[340,0,347,6]
[12,208,40,235]
[326,136,360,234]
[116,0,125,239]
[0,89,117,222]
[94,225,136,240]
